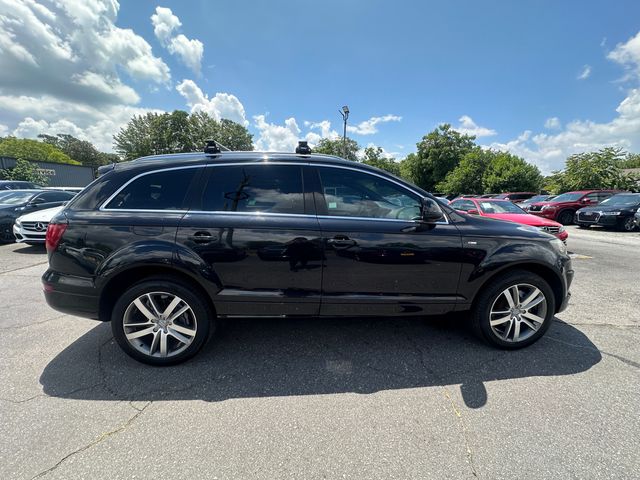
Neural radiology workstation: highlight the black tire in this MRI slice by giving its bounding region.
[471,270,555,349]
[111,278,213,366]
[576,223,590,229]
[557,210,575,225]
[618,216,637,232]
[0,223,14,243]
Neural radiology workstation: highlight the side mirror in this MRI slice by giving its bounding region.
[420,198,444,223]
[467,209,479,215]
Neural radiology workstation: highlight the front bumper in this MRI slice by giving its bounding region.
[576,211,621,227]
[558,263,574,313]
[13,224,46,243]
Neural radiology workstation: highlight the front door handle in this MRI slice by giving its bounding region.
[189,231,215,244]
[327,236,357,248]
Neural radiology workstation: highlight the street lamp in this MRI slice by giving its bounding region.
[339,105,349,158]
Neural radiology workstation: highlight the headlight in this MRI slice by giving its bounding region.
[601,211,621,215]
[549,238,567,255]
[558,225,565,233]
[15,218,21,227]
[541,205,556,211]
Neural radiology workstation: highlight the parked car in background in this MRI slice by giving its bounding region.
[14,205,65,245]
[0,180,42,190]
[635,209,640,229]
[575,193,640,231]
[527,190,621,225]
[492,192,537,203]
[479,193,498,198]
[520,194,556,210]
[0,190,76,242]
[449,197,568,242]
[42,148,572,365]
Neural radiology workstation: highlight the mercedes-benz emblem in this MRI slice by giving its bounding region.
[35,222,45,232]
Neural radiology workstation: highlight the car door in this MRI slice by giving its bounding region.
[175,163,323,318]
[311,165,463,317]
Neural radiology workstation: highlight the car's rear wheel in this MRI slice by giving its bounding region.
[111,279,213,365]
[619,216,637,232]
[557,210,575,225]
[471,271,555,349]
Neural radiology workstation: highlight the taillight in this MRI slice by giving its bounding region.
[46,223,67,253]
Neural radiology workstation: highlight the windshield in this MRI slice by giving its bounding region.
[478,200,525,214]
[599,194,640,206]
[0,191,34,205]
[523,195,550,204]
[551,192,584,202]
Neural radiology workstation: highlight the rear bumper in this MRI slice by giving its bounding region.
[42,269,101,320]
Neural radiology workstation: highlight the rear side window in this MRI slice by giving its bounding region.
[106,168,198,210]
[201,165,304,214]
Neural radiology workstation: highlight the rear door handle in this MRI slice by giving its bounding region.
[189,231,215,244]
[327,236,357,248]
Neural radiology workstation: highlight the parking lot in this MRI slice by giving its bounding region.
[0,226,638,480]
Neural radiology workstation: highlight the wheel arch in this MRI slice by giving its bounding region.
[470,262,564,314]
[98,265,217,322]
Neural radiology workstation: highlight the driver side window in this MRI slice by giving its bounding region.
[318,167,422,220]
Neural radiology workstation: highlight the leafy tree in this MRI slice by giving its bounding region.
[114,110,253,160]
[188,113,253,151]
[483,151,543,193]
[313,137,360,161]
[544,147,639,193]
[38,133,116,168]
[0,158,49,185]
[618,152,640,169]
[435,148,492,194]
[361,146,401,176]
[0,137,78,165]
[403,124,476,191]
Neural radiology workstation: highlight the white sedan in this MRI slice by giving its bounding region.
[13,206,64,245]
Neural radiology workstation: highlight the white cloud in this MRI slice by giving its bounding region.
[151,6,203,74]
[544,117,561,130]
[176,79,248,126]
[608,31,640,80]
[578,64,592,80]
[0,0,171,152]
[454,115,497,137]
[0,123,8,136]
[254,115,301,152]
[306,120,340,139]
[346,114,401,135]
[489,29,640,174]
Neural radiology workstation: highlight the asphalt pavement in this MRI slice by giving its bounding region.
[0,226,638,479]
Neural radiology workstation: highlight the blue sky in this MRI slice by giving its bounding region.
[2,1,640,173]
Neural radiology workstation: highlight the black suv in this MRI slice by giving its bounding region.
[43,148,573,365]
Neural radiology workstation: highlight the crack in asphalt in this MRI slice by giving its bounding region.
[0,383,102,405]
[545,336,640,370]
[0,314,67,331]
[0,261,49,276]
[29,401,152,480]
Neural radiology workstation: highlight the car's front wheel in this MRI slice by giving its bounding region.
[557,210,575,225]
[471,271,555,349]
[618,216,637,232]
[111,278,213,365]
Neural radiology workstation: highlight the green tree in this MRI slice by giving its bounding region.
[188,112,253,151]
[313,137,360,161]
[435,148,493,194]
[482,151,543,193]
[114,110,253,160]
[618,152,640,169]
[545,147,639,193]
[0,158,49,185]
[38,133,116,168]
[361,146,401,176]
[0,137,78,165]
[402,124,476,191]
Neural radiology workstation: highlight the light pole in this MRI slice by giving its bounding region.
[339,105,349,158]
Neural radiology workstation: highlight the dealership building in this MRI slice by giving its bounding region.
[0,156,95,187]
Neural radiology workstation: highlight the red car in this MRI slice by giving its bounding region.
[492,192,537,203]
[527,190,621,225]
[449,198,569,242]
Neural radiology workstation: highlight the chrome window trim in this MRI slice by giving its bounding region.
[98,161,449,224]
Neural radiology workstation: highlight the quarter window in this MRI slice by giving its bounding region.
[318,167,422,220]
[106,168,198,210]
[201,165,304,214]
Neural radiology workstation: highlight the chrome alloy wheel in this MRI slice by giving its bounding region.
[489,283,548,343]
[123,292,197,358]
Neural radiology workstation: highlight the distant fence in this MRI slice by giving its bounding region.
[0,156,95,187]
